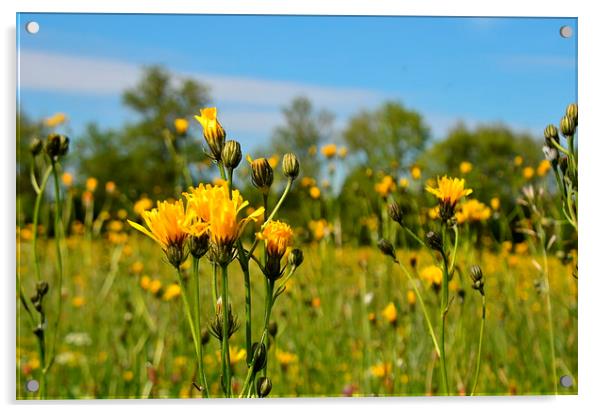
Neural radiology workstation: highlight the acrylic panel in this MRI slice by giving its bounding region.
[16,13,578,399]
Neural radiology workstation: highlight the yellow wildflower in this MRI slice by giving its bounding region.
[490,197,500,211]
[523,166,535,180]
[194,107,226,160]
[455,199,491,224]
[537,160,551,176]
[268,154,279,169]
[459,161,473,174]
[162,284,181,301]
[309,186,321,199]
[140,275,151,290]
[174,118,189,135]
[122,371,134,382]
[149,279,162,294]
[407,290,416,306]
[381,302,398,325]
[130,261,144,274]
[275,350,298,366]
[420,265,443,287]
[309,219,331,241]
[105,181,116,194]
[321,144,337,159]
[71,296,85,308]
[128,199,188,252]
[514,155,524,166]
[398,178,409,189]
[426,176,472,208]
[61,172,73,187]
[410,165,421,180]
[338,146,348,158]
[370,362,391,378]
[44,112,67,128]
[257,220,294,258]
[134,197,153,216]
[86,177,98,192]
[300,176,316,188]
[374,175,396,198]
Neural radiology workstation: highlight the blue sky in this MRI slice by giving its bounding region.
[17,13,577,149]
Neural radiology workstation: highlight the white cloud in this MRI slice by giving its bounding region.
[18,49,383,109]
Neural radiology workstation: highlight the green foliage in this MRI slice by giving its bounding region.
[77,66,211,203]
[420,123,542,208]
[343,101,430,175]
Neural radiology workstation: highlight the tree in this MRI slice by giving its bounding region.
[342,101,430,175]
[77,66,211,203]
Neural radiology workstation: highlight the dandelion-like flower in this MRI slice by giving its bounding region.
[195,107,226,161]
[426,175,472,221]
[258,220,294,280]
[455,199,491,224]
[128,200,188,268]
[321,144,337,159]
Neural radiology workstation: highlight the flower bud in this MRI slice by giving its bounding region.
[566,103,578,125]
[251,342,268,373]
[559,156,569,175]
[165,244,187,269]
[544,124,559,144]
[560,115,576,137]
[36,280,49,297]
[222,140,242,169]
[425,231,443,252]
[288,248,304,269]
[542,145,559,165]
[251,158,274,192]
[388,201,403,225]
[256,377,272,398]
[282,153,300,180]
[377,239,397,262]
[45,133,70,159]
[29,138,43,156]
[469,265,485,295]
[189,233,209,259]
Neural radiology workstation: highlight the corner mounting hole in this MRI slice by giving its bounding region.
[25,21,40,35]
[26,379,39,392]
[559,375,573,388]
[559,25,573,38]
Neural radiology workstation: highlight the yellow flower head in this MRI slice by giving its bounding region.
[44,112,67,128]
[455,199,491,224]
[398,178,409,189]
[338,146,348,159]
[490,197,500,211]
[149,279,162,294]
[321,144,337,159]
[381,302,398,324]
[426,175,472,210]
[309,219,331,241]
[86,177,98,192]
[375,175,396,198]
[61,172,73,187]
[194,107,226,160]
[105,181,116,194]
[162,283,181,301]
[407,290,417,305]
[523,166,535,180]
[174,118,189,135]
[420,265,443,287]
[258,220,294,258]
[309,186,321,199]
[140,275,151,290]
[275,350,298,366]
[128,199,188,252]
[537,160,551,177]
[370,362,392,378]
[459,161,473,174]
[183,182,264,251]
[71,296,85,308]
[130,261,144,274]
[514,155,524,166]
[300,176,316,188]
[410,165,421,180]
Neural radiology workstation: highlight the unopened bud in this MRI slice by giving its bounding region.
[165,244,186,269]
[469,265,485,295]
[251,158,274,192]
[560,115,576,137]
[559,156,569,175]
[189,234,209,259]
[388,201,403,225]
[45,133,70,159]
[222,140,242,169]
[29,138,43,156]
[36,281,49,297]
[288,248,304,269]
[256,377,272,398]
[251,342,268,373]
[566,103,578,125]
[377,239,397,261]
[425,231,443,252]
[544,124,559,144]
[282,153,300,180]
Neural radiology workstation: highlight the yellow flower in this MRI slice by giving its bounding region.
[428,206,439,220]
[321,144,337,159]
[275,350,298,366]
[162,283,181,301]
[268,154,280,169]
[122,370,134,382]
[130,261,144,274]
[309,186,321,199]
[61,172,73,187]
[381,302,398,325]
[71,296,85,308]
[105,181,116,194]
[228,347,247,365]
[140,275,151,290]
[455,199,491,224]
[426,176,472,213]
[374,175,396,198]
[523,166,535,180]
[257,220,294,258]
[514,155,524,166]
[149,279,162,294]
[174,118,189,135]
[407,290,416,306]
[459,161,473,174]
[490,197,500,211]
[183,182,264,249]
[128,199,188,251]
[370,362,391,378]
[134,197,153,216]
[309,219,331,241]
[398,178,409,189]
[515,242,529,255]
[44,112,67,128]
[300,177,316,188]
[338,146,348,158]
[410,165,421,180]
[420,265,443,287]
[537,160,551,176]
[194,107,226,160]
[86,177,98,192]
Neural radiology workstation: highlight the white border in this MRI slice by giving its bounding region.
[3,1,601,412]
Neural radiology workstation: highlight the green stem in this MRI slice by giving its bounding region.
[264,179,292,225]
[175,266,200,363]
[449,225,459,276]
[220,264,232,397]
[470,294,486,396]
[211,263,218,310]
[539,224,558,395]
[193,258,209,397]
[31,165,53,282]
[439,223,450,395]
